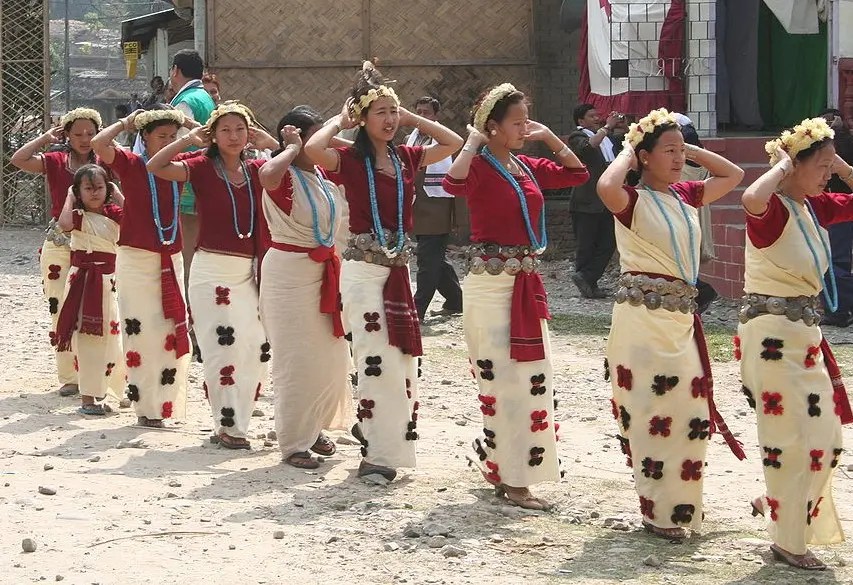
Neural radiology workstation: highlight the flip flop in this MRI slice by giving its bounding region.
[285,451,320,469]
[770,544,827,571]
[311,433,336,456]
[218,433,250,450]
[78,404,105,416]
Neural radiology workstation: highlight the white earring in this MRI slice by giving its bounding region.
[490,130,497,136]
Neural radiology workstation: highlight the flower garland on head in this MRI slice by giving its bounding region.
[60,107,102,129]
[623,108,680,150]
[351,60,400,120]
[134,109,185,131]
[205,100,256,130]
[472,83,518,134]
[765,117,834,165]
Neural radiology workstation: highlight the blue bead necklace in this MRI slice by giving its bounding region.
[292,166,337,248]
[642,183,698,286]
[214,157,255,239]
[141,151,180,246]
[364,146,405,257]
[780,195,839,312]
[480,146,547,252]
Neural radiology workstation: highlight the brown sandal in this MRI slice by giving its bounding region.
[643,520,688,541]
[137,416,164,428]
[358,460,396,481]
[218,432,250,450]
[285,451,320,469]
[770,544,827,571]
[497,486,551,511]
[311,433,336,456]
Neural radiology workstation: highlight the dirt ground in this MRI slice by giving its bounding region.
[3,225,853,585]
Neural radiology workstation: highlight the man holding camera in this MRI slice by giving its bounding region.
[567,104,622,298]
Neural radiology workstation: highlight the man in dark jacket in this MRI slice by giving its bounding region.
[567,104,621,298]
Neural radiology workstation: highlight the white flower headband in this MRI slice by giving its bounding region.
[765,117,834,165]
[473,83,518,133]
[352,86,400,119]
[206,100,255,130]
[623,108,680,150]
[60,107,102,129]
[134,109,185,131]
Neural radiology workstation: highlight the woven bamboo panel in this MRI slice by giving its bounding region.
[370,0,532,61]
[216,65,534,135]
[211,0,363,64]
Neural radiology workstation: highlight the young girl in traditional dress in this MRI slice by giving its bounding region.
[92,105,198,428]
[55,165,124,414]
[147,101,278,449]
[258,106,353,468]
[305,62,463,480]
[442,84,588,509]
[596,108,744,539]
[739,118,853,570]
[11,108,104,397]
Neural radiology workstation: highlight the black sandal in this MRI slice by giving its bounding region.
[218,432,250,450]
[137,416,164,428]
[358,460,396,481]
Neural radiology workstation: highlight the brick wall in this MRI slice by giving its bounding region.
[533,0,582,136]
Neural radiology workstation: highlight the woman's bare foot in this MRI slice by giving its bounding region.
[497,486,551,511]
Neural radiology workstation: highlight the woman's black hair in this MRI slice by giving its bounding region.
[634,121,681,175]
[71,163,113,207]
[794,137,834,162]
[274,105,324,155]
[204,110,249,161]
[469,87,528,129]
[350,62,394,163]
[62,116,99,163]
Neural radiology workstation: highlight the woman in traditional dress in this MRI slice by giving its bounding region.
[258,106,353,468]
[11,108,105,397]
[739,118,853,570]
[596,108,745,539]
[55,164,124,414]
[441,84,588,509]
[147,101,278,449]
[305,62,463,480]
[91,105,198,428]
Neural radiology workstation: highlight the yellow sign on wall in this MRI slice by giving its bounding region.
[123,41,140,79]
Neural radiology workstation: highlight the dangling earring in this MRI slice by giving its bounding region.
[490,130,497,136]
[359,121,366,127]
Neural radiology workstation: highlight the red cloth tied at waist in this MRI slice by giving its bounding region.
[270,242,344,338]
[160,252,190,358]
[820,338,853,425]
[384,266,423,357]
[55,250,116,351]
[510,270,551,362]
[625,271,746,460]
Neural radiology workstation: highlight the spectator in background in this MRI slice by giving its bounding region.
[567,104,620,298]
[143,75,166,107]
[820,108,853,326]
[114,104,133,147]
[128,92,142,112]
[406,96,464,321]
[202,72,221,104]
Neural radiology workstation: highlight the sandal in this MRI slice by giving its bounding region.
[770,544,827,571]
[751,497,764,518]
[137,416,164,429]
[218,432,250,450]
[285,451,320,469]
[642,520,688,541]
[311,433,336,456]
[358,460,396,481]
[497,485,551,511]
[59,384,79,397]
[78,403,105,416]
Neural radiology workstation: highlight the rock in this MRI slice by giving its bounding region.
[690,554,708,562]
[168,479,182,488]
[119,398,131,409]
[38,486,56,496]
[55,576,64,582]
[610,521,631,531]
[336,435,360,446]
[252,409,265,417]
[643,554,661,567]
[22,538,37,553]
[361,474,390,487]
[256,433,266,440]
[454,420,467,426]
[427,536,447,548]
[88,455,101,463]
[43,463,53,471]
[273,530,285,540]
[384,542,400,552]
[440,545,467,558]
[440,380,453,385]
[602,516,623,528]
[267,431,277,441]
[99,433,107,439]
[422,522,452,537]
[489,534,504,543]
[403,524,422,538]
[263,440,274,447]
[326,536,340,544]
[165,492,178,498]
[589,511,600,519]
[228,544,236,550]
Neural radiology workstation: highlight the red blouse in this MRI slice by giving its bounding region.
[43,151,111,220]
[182,155,266,258]
[106,148,197,255]
[266,171,295,215]
[327,145,424,234]
[614,181,705,228]
[442,155,589,245]
[746,192,853,248]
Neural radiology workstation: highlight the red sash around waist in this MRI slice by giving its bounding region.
[55,250,116,351]
[160,251,190,358]
[271,242,344,338]
[510,271,550,362]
